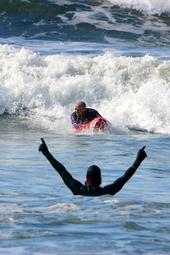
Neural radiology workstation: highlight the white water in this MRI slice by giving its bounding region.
[0,44,170,134]
[107,0,170,15]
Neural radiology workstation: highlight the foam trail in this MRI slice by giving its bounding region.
[0,44,170,134]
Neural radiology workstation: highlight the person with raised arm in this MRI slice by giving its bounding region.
[39,138,147,196]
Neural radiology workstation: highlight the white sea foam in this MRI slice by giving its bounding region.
[48,203,80,212]
[107,0,170,15]
[0,44,170,134]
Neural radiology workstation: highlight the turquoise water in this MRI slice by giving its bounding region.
[0,117,170,254]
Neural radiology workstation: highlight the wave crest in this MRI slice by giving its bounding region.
[0,45,170,134]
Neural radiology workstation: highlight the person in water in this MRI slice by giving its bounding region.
[39,138,147,196]
[71,101,106,130]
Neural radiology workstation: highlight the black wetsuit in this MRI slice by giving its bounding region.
[44,152,141,196]
[71,108,101,129]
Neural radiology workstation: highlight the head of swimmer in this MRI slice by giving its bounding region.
[75,101,86,116]
[85,165,102,188]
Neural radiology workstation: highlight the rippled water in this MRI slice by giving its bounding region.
[0,117,170,254]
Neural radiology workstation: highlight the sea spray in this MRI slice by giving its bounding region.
[107,0,170,15]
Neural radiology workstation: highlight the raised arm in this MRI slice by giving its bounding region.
[103,146,147,195]
[39,138,83,195]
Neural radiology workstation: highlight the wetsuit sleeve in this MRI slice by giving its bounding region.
[94,109,102,117]
[71,112,81,129]
[89,109,102,118]
[44,152,84,195]
[102,160,141,195]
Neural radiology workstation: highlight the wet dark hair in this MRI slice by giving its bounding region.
[86,165,101,187]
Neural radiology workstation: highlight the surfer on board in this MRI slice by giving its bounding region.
[71,101,106,132]
[39,138,147,196]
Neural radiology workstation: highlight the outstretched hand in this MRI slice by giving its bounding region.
[136,146,147,163]
[39,138,49,155]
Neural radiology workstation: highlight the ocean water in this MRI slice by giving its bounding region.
[0,0,170,254]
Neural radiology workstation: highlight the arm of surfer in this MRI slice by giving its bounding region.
[39,138,83,194]
[71,114,91,131]
[39,138,72,179]
[70,114,81,129]
[71,121,82,130]
[121,146,147,181]
[103,146,147,195]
